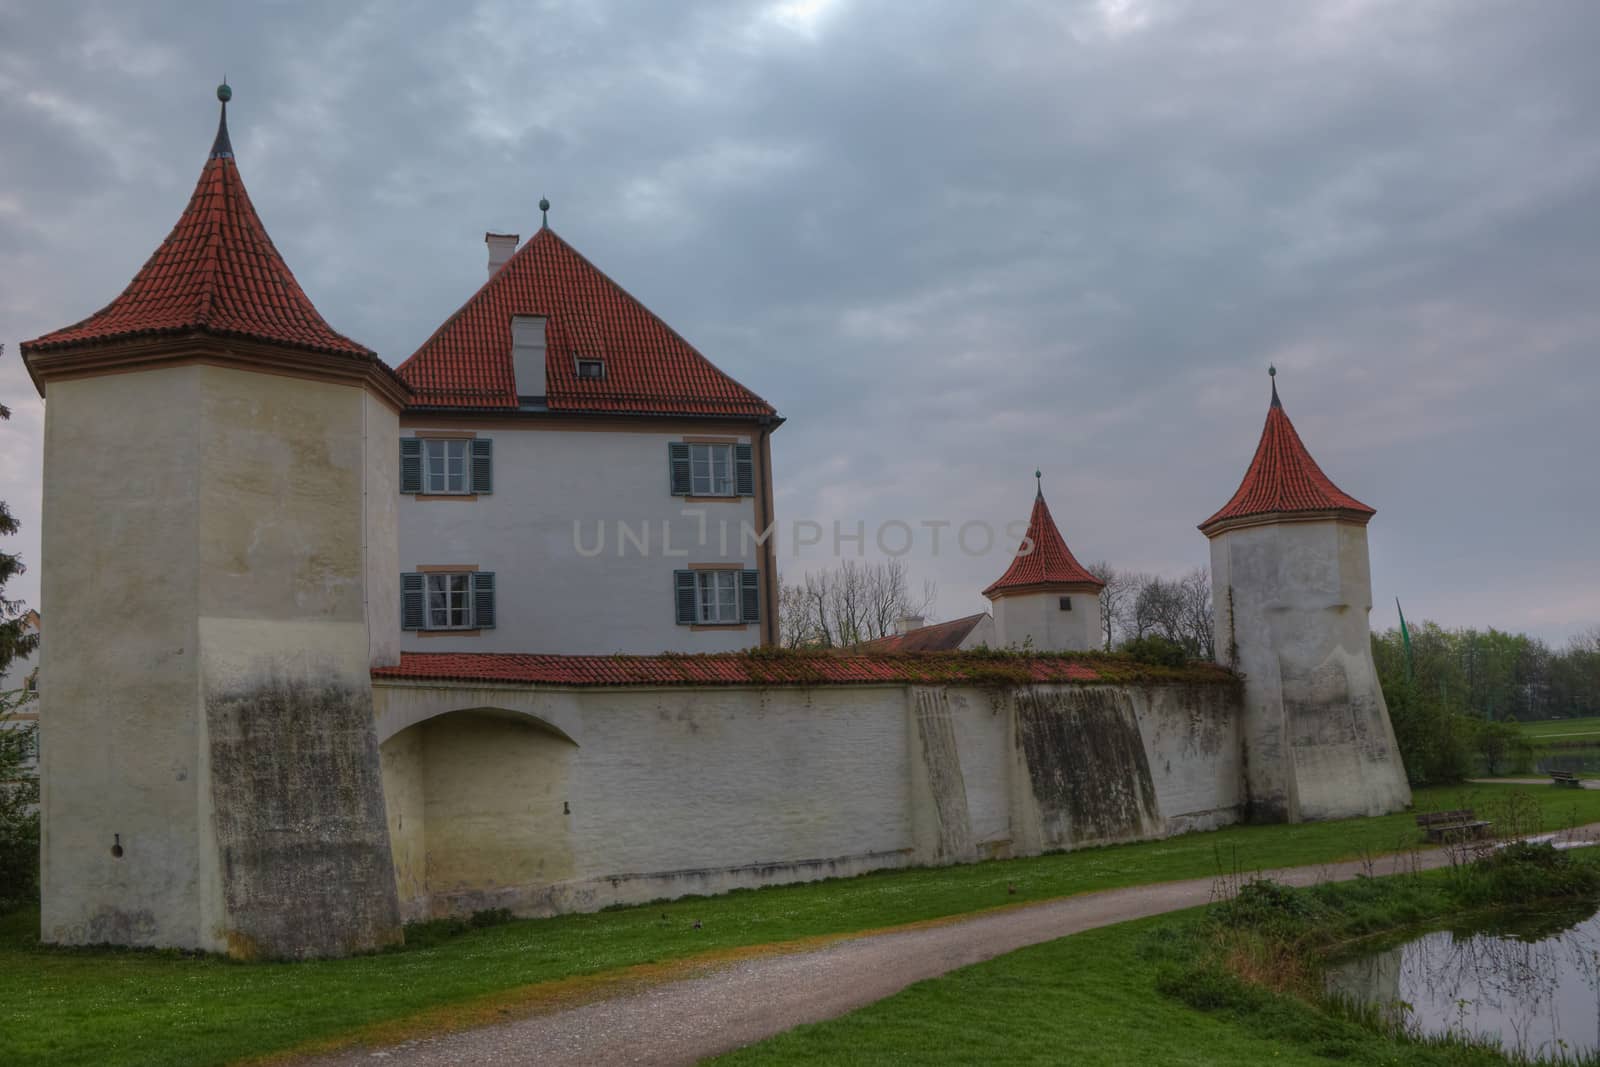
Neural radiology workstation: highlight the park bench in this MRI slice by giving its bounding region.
[1551,770,1583,788]
[1415,809,1493,844]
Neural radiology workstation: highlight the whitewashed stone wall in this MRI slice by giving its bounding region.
[372,679,1242,920]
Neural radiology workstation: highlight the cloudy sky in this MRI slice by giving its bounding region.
[2,0,1597,644]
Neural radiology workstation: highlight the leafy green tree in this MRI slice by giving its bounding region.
[0,368,41,910]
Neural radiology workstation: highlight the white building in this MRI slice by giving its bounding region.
[866,478,1104,653]
[394,226,782,654]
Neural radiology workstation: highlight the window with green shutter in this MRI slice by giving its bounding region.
[399,439,423,494]
[400,571,494,631]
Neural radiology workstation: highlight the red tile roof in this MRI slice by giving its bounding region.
[22,129,372,360]
[1199,381,1374,534]
[397,228,777,418]
[983,490,1104,598]
[857,613,990,653]
[373,650,1109,687]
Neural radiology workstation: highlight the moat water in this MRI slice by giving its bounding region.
[1327,904,1600,1061]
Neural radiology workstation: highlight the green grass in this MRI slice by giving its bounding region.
[1521,716,1600,741]
[713,849,1600,1066]
[4,782,1599,1066]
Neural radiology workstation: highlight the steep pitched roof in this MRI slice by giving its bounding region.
[857,613,989,653]
[22,97,372,361]
[983,487,1104,598]
[397,227,777,418]
[1199,374,1374,535]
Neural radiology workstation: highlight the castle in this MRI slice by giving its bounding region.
[16,88,1411,958]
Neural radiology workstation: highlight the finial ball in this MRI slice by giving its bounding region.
[1035,469,1042,480]
[1268,364,1276,377]
[539,197,550,213]
[217,82,232,103]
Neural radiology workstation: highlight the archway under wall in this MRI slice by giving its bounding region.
[380,708,577,919]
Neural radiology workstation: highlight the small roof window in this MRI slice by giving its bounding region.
[575,357,606,380]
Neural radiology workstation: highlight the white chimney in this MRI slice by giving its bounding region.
[895,615,925,635]
[485,232,519,276]
[511,315,547,399]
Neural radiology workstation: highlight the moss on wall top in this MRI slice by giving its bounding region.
[374,648,1241,690]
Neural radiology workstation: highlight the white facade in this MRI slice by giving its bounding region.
[1209,517,1412,822]
[397,418,773,654]
[990,589,1101,652]
[372,678,1243,919]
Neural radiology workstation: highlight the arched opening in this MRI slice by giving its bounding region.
[380,708,577,919]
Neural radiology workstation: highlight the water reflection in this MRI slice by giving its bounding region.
[1327,904,1600,1061]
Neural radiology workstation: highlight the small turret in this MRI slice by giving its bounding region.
[984,473,1104,652]
[1201,370,1410,823]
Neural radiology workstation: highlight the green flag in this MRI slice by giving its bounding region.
[1396,598,1414,682]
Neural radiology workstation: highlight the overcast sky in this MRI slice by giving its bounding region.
[2,0,1597,645]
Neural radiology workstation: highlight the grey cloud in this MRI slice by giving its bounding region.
[2,0,1596,641]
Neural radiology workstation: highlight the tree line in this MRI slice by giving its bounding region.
[1373,621,1600,784]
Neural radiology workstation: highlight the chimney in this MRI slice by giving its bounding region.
[895,615,925,635]
[511,315,547,400]
[485,232,519,276]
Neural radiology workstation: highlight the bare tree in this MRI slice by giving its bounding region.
[1086,560,1131,652]
[1121,567,1214,659]
[778,560,937,648]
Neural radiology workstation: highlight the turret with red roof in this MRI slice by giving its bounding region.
[1201,368,1410,824]
[984,473,1105,652]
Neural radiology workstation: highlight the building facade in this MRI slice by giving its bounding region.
[16,89,1411,958]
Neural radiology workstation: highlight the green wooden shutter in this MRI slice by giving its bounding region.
[400,438,423,494]
[675,570,698,624]
[471,438,493,494]
[735,443,755,496]
[471,571,496,628]
[401,573,426,629]
[740,569,760,624]
[668,442,692,495]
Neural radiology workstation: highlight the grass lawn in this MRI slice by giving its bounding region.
[1520,716,1600,741]
[4,782,1599,1066]
[714,849,1600,1066]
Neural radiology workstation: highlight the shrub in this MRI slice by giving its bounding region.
[0,700,38,913]
[1121,635,1189,668]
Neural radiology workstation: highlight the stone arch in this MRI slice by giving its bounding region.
[380,707,578,920]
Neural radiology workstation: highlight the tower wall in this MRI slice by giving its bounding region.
[39,361,403,956]
[991,590,1101,652]
[1209,518,1411,822]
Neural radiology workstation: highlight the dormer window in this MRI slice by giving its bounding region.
[575,357,605,380]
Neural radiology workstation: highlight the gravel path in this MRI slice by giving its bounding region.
[301,823,1600,1067]
[1471,776,1600,789]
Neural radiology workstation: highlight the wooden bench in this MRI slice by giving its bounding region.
[1416,809,1493,844]
[1552,770,1583,788]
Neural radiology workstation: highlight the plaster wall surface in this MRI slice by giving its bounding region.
[364,393,402,667]
[397,424,763,655]
[1210,519,1411,822]
[991,591,1100,652]
[373,678,1244,919]
[40,364,402,956]
[957,614,997,649]
[38,368,209,949]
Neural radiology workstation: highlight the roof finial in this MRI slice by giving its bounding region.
[539,196,550,229]
[1268,364,1281,408]
[1034,468,1043,500]
[210,80,234,160]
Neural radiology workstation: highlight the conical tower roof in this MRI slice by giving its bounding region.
[398,226,777,418]
[1198,370,1374,536]
[22,86,374,363]
[983,478,1104,598]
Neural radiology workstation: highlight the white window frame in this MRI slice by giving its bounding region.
[689,442,736,498]
[425,572,475,630]
[422,438,471,495]
[696,570,741,625]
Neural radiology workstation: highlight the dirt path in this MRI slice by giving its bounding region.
[298,824,1600,1067]
[1471,776,1600,789]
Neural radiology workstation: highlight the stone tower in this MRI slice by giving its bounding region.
[985,476,1105,652]
[1200,370,1411,823]
[19,87,406,957]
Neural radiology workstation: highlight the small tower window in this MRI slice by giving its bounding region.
[576,357,606,380]
[1059,596,1072,612]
